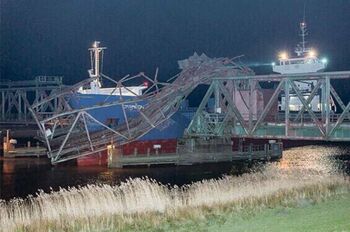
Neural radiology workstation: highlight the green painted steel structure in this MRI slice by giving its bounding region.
[0,76,65,124]
[186,71,350,141]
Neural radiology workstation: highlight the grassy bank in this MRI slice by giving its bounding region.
[7,186,349,232]
[164,193,350,232]
[104,193,350,232]
[52,192,350,232]
[1,146,349,231]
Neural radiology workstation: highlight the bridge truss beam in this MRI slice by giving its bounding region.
[186,71,350,141]
[0,76,67,124]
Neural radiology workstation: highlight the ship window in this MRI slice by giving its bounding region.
[290,60,304,65]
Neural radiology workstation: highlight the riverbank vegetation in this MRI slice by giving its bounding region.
[1,146,349,231]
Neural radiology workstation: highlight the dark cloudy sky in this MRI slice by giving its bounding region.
[1,0,350,84]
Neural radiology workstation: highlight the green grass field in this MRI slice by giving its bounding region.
[152,193,350,232]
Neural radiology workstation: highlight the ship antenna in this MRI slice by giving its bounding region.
[295,3,308,56]
[301,3,306,52]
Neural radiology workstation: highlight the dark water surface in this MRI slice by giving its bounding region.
[1,145,349,201]
[0,157,256,200]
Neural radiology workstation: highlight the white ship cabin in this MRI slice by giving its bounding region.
[272,50,327,74]
[78,85,147,96]
[272,21,328,75]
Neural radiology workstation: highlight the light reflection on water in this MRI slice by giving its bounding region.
[277,145,347,173]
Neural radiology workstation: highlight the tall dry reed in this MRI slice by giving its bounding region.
[0,145,349,231]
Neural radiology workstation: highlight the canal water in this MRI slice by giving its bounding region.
[0,145,349,201]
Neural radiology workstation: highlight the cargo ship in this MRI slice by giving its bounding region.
[74,42,195,166]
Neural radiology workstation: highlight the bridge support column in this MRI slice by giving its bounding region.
[214,81,220,113]
[1,91,4,120]
[325,76,330,136]
[18,91,22,120]
[285,79,290,136]
[248,79,253,131]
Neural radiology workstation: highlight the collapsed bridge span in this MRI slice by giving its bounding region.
[31,52,252,164]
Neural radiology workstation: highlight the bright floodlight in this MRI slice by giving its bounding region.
[321,58,328,64]
[271,62,276,66]
[308,49,317,58]
[279,51,288,60]
[93,41,100,48]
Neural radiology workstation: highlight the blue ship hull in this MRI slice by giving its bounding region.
[69,93,193,141]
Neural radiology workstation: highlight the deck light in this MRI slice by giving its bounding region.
[279,52,288,60]
[308,49,317,58]
[321,58,328,64]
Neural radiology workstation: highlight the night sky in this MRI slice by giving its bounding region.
[1,0,350,85]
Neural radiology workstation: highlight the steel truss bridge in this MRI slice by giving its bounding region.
[186,71,350,141]
[30,53,350,164]
[0,76,66,125]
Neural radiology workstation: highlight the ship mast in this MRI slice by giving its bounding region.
[301,22,307,53]
[88,41,106,92]
[295,20,309,57]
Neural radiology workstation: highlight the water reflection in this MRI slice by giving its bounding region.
[0,157,258,200]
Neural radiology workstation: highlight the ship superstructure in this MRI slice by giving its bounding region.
[272,20,328,75]
[78,41,147,96]
[272,20,333,112]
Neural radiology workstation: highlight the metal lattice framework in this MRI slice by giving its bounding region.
[0,76,66,124]
[30,53,252,164]
[186,71,350,141]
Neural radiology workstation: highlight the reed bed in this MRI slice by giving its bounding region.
[0,145,349,231]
